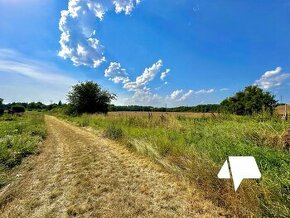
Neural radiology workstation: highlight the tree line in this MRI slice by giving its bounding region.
[0,101,220,114]
[109,104,220,113]
[0,82,279,116]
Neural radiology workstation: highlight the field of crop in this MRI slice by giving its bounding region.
[276,104,290,115]
[61,112,290,217]
[0,112,46,188]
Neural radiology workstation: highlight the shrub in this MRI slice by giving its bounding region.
[0,108,4,116]
[11,105,25,113]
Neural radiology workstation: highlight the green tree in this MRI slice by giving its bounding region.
[11,105,25,113]
[67,81,116,114]
[220,86,277,115]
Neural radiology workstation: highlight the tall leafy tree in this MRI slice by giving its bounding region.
[67,81,116,114]
[221,86,277,115]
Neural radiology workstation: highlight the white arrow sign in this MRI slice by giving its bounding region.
[218,156,261,191]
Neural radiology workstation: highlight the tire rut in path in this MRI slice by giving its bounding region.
[0,115,224,217]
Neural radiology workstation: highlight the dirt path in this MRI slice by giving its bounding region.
[0,115,224,217]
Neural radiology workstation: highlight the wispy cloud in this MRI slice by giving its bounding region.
[0,49,77,86]
[255,67,290,89]
[0,49,78,103]
[195,89,214,94]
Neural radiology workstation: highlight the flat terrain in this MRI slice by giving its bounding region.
[0,115,223,217]
[108,111,216,118]
[276,104,290,115]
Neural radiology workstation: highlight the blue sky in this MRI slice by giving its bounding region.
[0,0,290,106]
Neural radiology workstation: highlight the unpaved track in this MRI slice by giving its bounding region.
[0,116,223,217]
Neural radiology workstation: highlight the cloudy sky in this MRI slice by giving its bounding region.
[0,0,290,106]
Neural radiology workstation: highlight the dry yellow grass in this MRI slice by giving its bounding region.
[0,116,225,217]
[276,104,290,115]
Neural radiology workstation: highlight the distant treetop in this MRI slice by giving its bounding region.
[220,86,277,115]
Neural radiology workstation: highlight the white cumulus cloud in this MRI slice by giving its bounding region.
[59,0,218,107]
[179,90,193,101]
[160,69,170,81]
[121,59,164,105]
[104,62,129,84]
[170,89,193,102]
[113,0,141,14]
[168,88,214,102]
[170,89,183,100]
[255,67,290,89]
[123,59,163,92]
[58,0,141,68]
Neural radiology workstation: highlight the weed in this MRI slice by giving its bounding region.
[104,125,124,140]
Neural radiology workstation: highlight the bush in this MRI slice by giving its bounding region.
[0,108,4,116]
[11,105,25,113]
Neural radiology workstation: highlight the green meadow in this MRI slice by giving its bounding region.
[0,112,46,188]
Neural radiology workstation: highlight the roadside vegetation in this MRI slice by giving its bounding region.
[0,112,46,188]
[59,112,289,217]
[52,83,289,217]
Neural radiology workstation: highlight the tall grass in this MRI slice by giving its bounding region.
[0,112,46,188]
[62,112,289,217]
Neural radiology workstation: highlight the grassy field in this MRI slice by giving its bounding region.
[60,111,290,217]
[0,112,46,188]
[108,111,217,118]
